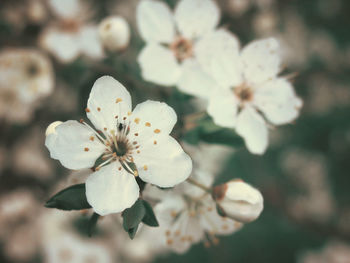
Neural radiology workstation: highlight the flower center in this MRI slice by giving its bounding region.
[170,37,193,62]
[60,19,80,32]
[233,83,253,103]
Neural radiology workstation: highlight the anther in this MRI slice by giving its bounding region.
[134,118,140,124]
[154,129,161,134]
[84,147,89,152]
[97,107,101,111]
[143,165,148,171]
[116,98,122,103]
[145,122,151,127]
[85,108,90,113]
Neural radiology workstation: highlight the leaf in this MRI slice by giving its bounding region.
[45,184,91,211]
[126,224,139,239]
[142,200,159,227]
[88,213,100,237]
[122,199,146,231]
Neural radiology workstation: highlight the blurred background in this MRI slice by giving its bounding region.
[1,0,350,262]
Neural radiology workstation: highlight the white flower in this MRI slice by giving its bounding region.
[40,0,104,63]
[148,171,242,254]
[98,16,130,52]
[136,0,221,92]
[45,76,192,216]
[0,48,54,123]
[213,180,263,223]
[193,33,302,154]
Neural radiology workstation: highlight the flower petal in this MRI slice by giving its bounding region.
[195,29,242,88]
[136,0,175,43]
[236,107,268,155]
[138,44,181,86]
[48,0,81,19]
[79,25,104,60]
[129,100,177,142]
[199,197,241,235]
[133,136,192,188]
[253,78,302,125]
[86,162,140,215]
[86,76,132,133]
[174,0,220,39]
[40,28,80,63]
[45,120,105,170]
[177,59,219,98]
[207,90,238,128]
[241,38,281,84]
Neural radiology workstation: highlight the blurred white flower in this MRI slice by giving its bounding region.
[45,76,192,215]
[299,241,350,263]
[213,179,263,223]
[137,0,220,87]
[145,165,242,254]
[40,0,104,63]
[12,127,54,180]
[0,48,54,123]
[194,34,302,154]
[99,16,130,52]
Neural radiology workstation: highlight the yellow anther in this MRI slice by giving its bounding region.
[84,147,89,152]
[97,107,101,111]
[134,118,140,124]
[145,122,151,127]
[116,98,122,103]
[143,165,148,171]
[154,129,161,134]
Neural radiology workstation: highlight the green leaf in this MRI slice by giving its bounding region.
[122,199,146,231]
[126,224,139,239]
[88,213,100,237]
[45,184,91,211]
[142,200,159,227]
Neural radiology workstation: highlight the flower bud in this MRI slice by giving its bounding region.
[98,16,130,52]
[213,180,263,223]
[45,121,62,136]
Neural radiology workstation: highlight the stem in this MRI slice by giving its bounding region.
[187,178,212,193]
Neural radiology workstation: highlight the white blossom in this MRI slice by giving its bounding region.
[0,48,54,123]
[136,0,221,93]
[40,0,104,63]
[213,180,263,223]
[193,33,302,154]
[98,16,130,52]
[45,76,192,216]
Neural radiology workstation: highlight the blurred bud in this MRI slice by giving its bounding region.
[98,16,130,52]
[45,121,62,136]
[213,179,263,223]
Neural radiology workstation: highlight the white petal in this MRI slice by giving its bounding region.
[48,0,80,19]
[86,162,140,215]
[177,59,219,98]
[253,78,302,125]
[134,136,192,188]
[241,38,281,84]
[86,76,132,132]
[40,28,80,63]
[199,197,241,235]
[174,0,220,39]
[207,90,238,128]
[44,120,105,170]
[236,107,268,155]
[195,29,242,88]
[136,0,175,43]
[79,25,104,59]
[138,44,181,86]
[129,100,177,141]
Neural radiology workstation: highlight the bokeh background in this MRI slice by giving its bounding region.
[1,0,350,262]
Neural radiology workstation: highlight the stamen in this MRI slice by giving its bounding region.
[95,156,114,171]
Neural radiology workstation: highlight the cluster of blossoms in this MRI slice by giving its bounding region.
[137,0,302,154]
[43,0,301,256]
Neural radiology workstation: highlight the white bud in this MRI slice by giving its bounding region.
[45,121,62,136]
[98,16,130,52]
[213,180,263,223]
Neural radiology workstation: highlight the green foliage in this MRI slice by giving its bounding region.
[122,199,159,239]
[45,184,91,211]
